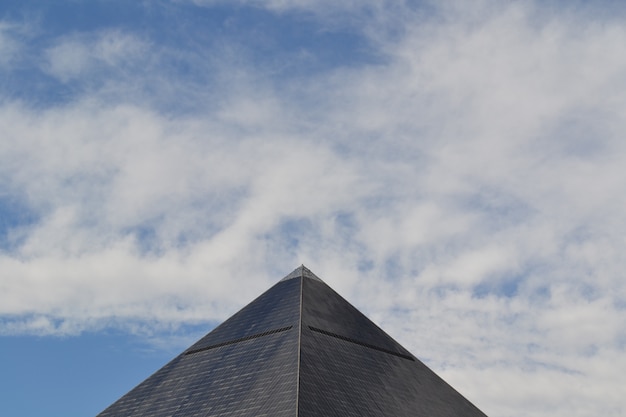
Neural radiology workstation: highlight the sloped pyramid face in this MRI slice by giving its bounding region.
[98,266,487,416]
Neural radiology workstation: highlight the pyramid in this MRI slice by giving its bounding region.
[98,266,487,416]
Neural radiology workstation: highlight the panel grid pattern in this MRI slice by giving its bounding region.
[185,326,293,355]
[97,278,302,417]
[99,329,299,417]
[98,269,488,417]
[298,277,487,417]
[188,278,301,352]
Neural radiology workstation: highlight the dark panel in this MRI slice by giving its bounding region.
[187,277,301,352]
[98,268,488,417]
[97,276,302,417]
[98,327,299,417]
[298,325,487,417]
[307,326,414,360]
[185,326,293,355]
[299,276,487,417]
[301,276,412,358]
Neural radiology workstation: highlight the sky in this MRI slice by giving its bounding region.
[0,0,625,416]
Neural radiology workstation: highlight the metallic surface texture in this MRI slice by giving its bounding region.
[97,266,487,417]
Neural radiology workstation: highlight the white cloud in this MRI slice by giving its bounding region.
[1,1,626,416]
[187,0,385,14]
[43,31,149,82]
[0,21,26,68]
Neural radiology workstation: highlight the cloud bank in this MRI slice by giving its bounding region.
[1,1,625,416]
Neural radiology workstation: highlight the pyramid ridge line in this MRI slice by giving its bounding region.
[98,266,489,417]
[184,326,294,355]
[308,326,415,361]
[295,266,304,417]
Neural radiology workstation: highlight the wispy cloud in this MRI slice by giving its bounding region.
[43,31,149,83]
[1,1,625,415]
[0,22,18,68]
[0,19,33,70]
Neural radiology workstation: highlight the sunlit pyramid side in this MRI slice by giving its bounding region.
[97,265,487,416]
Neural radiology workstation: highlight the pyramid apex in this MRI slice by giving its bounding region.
[98,265,489,417]
[280,264,323,282]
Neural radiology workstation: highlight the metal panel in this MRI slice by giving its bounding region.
[298,278,487,417]
[97,278,301,417]
[97,268,488,417]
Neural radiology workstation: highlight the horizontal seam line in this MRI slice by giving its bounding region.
[185,325,293,355]
[308,326,415,361]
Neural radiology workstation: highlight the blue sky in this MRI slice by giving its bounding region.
[1,1,626,416]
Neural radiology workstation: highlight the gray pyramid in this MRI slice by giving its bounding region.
[98,266,487,416]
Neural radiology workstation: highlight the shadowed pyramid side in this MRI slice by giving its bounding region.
[97,267,488,417]
[298,277,488,417]
[97,276,302,417]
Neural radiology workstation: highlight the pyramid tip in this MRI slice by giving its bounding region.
[280,265,323,282]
